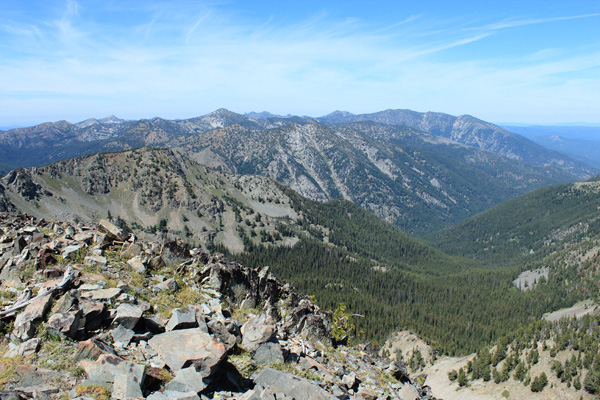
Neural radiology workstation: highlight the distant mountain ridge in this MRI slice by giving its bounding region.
[318,109,595,177]
[0,108,597,234]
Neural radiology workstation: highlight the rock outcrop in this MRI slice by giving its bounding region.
[0,212,436,399]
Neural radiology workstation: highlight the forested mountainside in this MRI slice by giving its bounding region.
[0,109,595,235]
[429,215,600,399]
[426,176,600,266]
[0,148,586,356]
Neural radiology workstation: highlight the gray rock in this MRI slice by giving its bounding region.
[111,373,143,400]
[154,278,178,291]
[165,366,209,393]
[166,308,197,331]
[83,287,122,301]
[342,371,357,390]
[62,244,84,259]
[99,219,128,241]
[127,256,146,274]
[143,315,166,334]
[84,255,107,267]
[12,365,59,388]
[13,293,54,340]
[80,354,145,386]
[148,328,227,373]
[79,298,106,331]
[51,291,77,314]
[253,368,337,400]
[73,231,95,243]
[79,283,104,291]
[74,337,118,361]
[241,314,276,351]
[46,309,82,338]
[207,320,237,350]
[111,324,135,346]
[113,303,144,329]
[148,391,200,400]
[253,342,284,365]
[4,338,40,358]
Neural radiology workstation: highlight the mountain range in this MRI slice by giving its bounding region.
[3,106,600,399]
[0,108,596,235]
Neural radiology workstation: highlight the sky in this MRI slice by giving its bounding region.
[1,0,599,128]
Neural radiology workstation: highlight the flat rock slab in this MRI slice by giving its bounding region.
[13,365,59,388]
[85,255,107,267]
[253,368,338,400]
[148,328,227,373]
[80,354,145,386]
[82,288,122,301]
[4,338,40,358]
[75,337,118,361]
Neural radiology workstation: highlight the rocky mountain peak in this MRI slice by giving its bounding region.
[0,212,436,399]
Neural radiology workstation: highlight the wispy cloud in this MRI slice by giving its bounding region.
[0,0,599,125]
[479,13,600,31]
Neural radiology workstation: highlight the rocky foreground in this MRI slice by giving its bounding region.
[0,213,435,400]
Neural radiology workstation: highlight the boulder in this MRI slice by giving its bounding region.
[148,328,227,373]
[84,255,107,268]
[13,293,54,340]
[143,315,166,334]
[252,342,284,365]
[111,325,135,346]
[165,367,209,393]
[46,309,82,338]
[99,219,128,241]
[207,320,237,350]
[75,337,118,361]
[111,373,143,400]
[154,278,178,291]
[112,303,144,330]
[253,368,338,400]
[62,244,84,259]
[4,338,40,358]
[241,314,276,351]
[83,288,122,301]
[127,256,146,274]
[165,308,197,331]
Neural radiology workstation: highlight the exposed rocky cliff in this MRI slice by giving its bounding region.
[318,109,597,178]
[0,213,436,399]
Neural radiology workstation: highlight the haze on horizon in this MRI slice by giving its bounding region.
[1,0,599,128]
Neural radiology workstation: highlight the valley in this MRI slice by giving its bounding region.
[1,109,599,400]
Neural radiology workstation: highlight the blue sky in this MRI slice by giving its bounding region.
[1,0,599,127]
